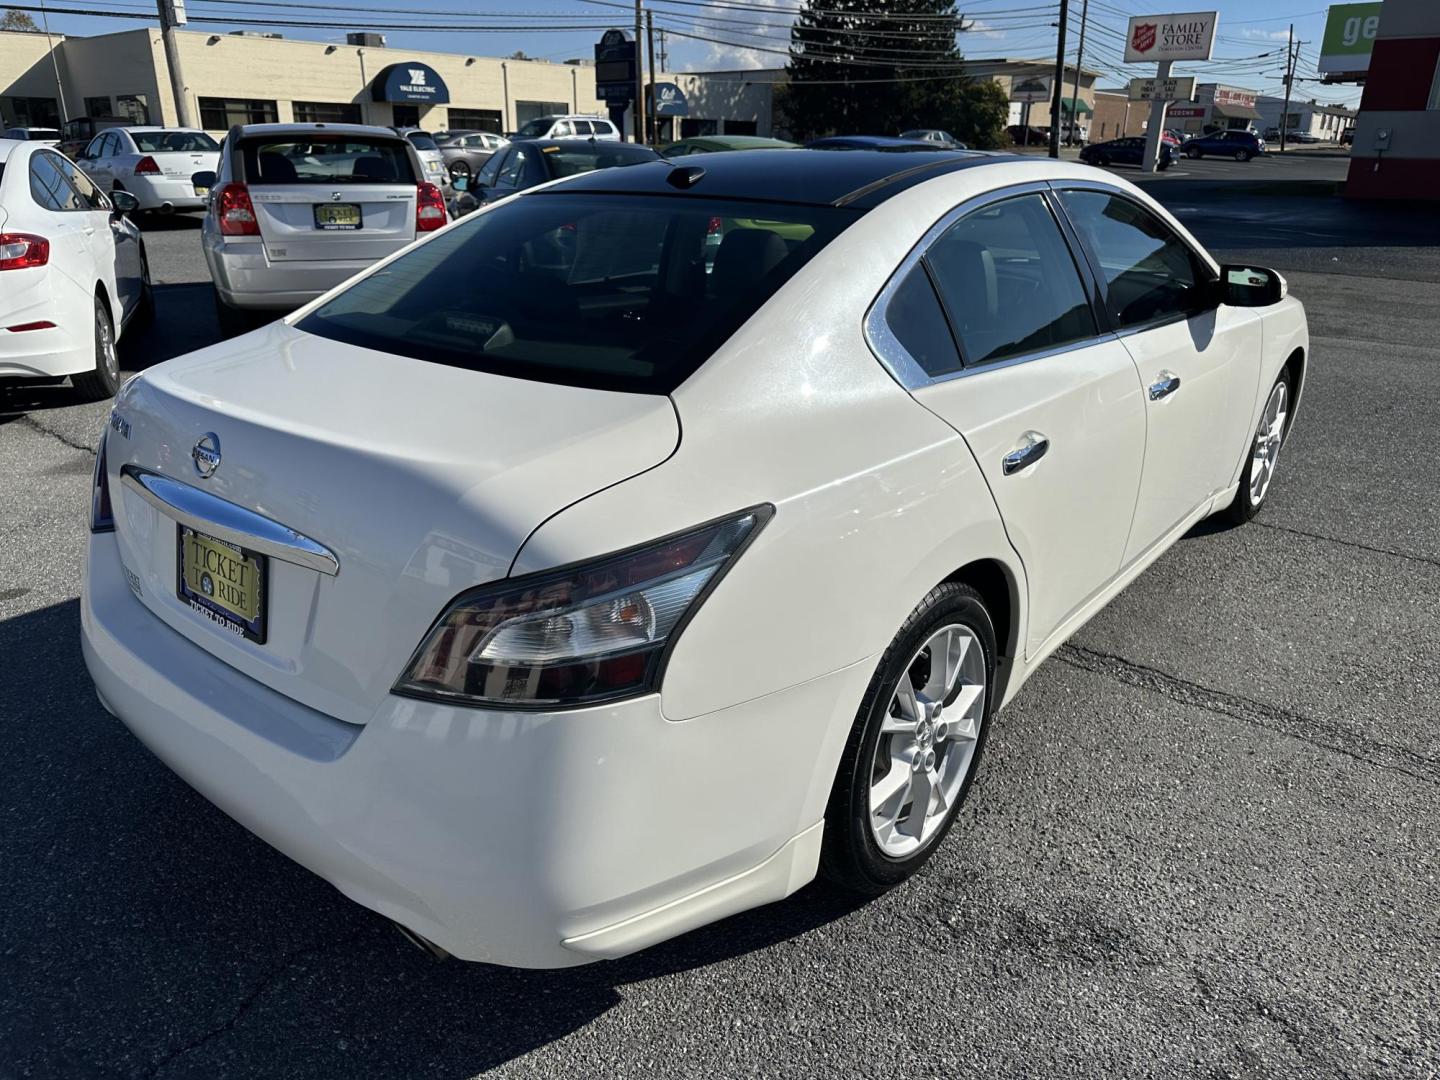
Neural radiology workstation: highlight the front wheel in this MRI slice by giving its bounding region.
[71,296,120,401]
[820,582,996,895]
[1186,147,1201,159]
[1221,371,1291,525]
[1235,149,1252,162]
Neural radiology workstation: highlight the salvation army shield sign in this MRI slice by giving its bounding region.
[1131,22,1157,54]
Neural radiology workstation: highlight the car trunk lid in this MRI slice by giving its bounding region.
[106,321,679,725]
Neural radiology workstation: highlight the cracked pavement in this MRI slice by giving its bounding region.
[2,166,1437,1078]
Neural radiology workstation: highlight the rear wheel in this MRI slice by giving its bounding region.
[1093,153,1109,167]
[821,582,996,895]
[1186,146,1201,159]
[1235,149,1252,162]
[71,296,120,401]
[1222,371,1291,525]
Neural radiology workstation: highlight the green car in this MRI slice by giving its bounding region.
[661,135,797,157]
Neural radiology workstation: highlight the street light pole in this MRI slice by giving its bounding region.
[1049,0,1070,158]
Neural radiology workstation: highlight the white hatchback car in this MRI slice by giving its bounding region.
[0,139,151,399]
[512,114,622,141]
[76,126,220,213]
[82,150,1307,968]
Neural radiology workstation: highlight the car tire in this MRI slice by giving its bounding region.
[1186,147,1201,159]
[1094,153,1109,166]
[820,581,997,896]
[212,287,254,340]
[1221,369,1292,526]
[72,295,121,401]
[1235,149,1252,162]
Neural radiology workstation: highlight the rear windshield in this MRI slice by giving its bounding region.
[406,132,439,151]
[26,129,59,140]
[515,117,556,138]
[298,192,861,393]
[133,131,219,153]
[541,143,657,179]
[241,135,416,184]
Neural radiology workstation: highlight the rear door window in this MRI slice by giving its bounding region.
[497,147,526,186]
[29,152,85,211]
[924,193,1097,366]
[240,136,416,184]
[298,193,861,393]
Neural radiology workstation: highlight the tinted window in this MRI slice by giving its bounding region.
[551,120,574,137]
[51,153,106,209]
[1058,190,1211,328]
[298,193,860,393]
[131,131,220,153]
[885,265,961,378]
[406,132,439,152]
[476,152,505,187]
[240,136,416,184]
[29,153,83,211]
[925,193,1096,366]
[540,143,656,179]
[497,147,526,186]
[515,117,555,138]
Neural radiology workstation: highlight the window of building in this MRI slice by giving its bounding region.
[293,101,363,124]
[393,103,420,128]
[515,100,569,129]
[84,96,111,119]
[115,94,151,124]
[723,119,758,136]
[680,118,718,138]
[3,96,60,128]
[448,108,503,134]
[198,97,277,130]
[1057,189,1210,330]
[926,194,1096,367]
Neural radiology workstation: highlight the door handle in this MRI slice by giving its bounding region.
[1149,372,1182,400]
[1002,432,1049,475]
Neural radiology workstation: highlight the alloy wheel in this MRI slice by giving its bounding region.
[1248,380,1288,507]
[868,623,987,858]
[96,304,118,380]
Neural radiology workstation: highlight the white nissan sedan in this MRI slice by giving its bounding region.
[81,150,1307,968]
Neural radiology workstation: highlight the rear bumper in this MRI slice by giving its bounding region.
[206,240,380,311]
[124,175,208,210]
[81,529,868,968]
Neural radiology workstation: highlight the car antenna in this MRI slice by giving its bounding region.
[665,164,704,189]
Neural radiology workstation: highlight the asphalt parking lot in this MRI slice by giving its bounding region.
[2,151,1437,1079]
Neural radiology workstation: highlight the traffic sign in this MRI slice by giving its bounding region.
[595,28,637,105]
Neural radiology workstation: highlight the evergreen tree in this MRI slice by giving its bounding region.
[778,0,1007,148]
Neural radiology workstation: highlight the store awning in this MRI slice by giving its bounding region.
[1212,101,1261,121]
[1060,97,1094,116]
[371,62,450,104]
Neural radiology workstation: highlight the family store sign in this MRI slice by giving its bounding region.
[1123,11,1219,64]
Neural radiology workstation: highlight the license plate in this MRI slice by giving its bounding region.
[315,203,361,230]
[177,526,266,643]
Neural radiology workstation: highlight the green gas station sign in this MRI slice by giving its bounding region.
[1319,3,1382,75]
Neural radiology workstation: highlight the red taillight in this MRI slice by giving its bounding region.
[216,182,259,236]
[134,155,161,176]
[416,182,446,232]
[0,233,49,271]
[5,320,56,332]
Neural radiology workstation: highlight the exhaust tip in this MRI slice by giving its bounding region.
[392,920,451,960]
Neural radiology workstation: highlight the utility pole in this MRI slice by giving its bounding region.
[1048,0,1070,158]
[658,28,668,73]
[155,0,195,128]
[1067,0,1089,146]
[646,9,658,144]
[633,0,647,143]
[1280,23,1295,153]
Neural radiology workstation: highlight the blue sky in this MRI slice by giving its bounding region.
[12,0,1361,105]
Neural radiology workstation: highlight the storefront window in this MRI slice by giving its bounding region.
[198,97,278,130]
[116,94,151,124]
[84,96,111,118]
[515,100,569,129]
[293,101,363,124]
[447,108,503,134]
[2,96,60,127]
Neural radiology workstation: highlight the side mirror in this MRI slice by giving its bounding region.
[191,170,217,192]
[1219,264,1287,307]
[110,189,140,215]
[450,175,469,192]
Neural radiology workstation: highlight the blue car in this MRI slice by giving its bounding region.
[1078,136,1175,170]
[1179,129,1265,161]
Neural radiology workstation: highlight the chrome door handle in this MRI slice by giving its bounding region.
[1149,372,1182,400]
[1002,432,1049,475]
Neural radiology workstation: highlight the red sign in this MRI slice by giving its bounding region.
[1212,86,1256,109]
[1131,22,1157,54]
[1167,105,1206,118]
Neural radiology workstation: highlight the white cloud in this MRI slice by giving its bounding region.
[1240,28,1292,42]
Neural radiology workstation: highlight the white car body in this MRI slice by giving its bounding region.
[513,114,622,141]
[199,122,444,313]
[76,126,220,212]
[81,152,1308,968]
[399,130,450,188]
[0,139,146,389]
